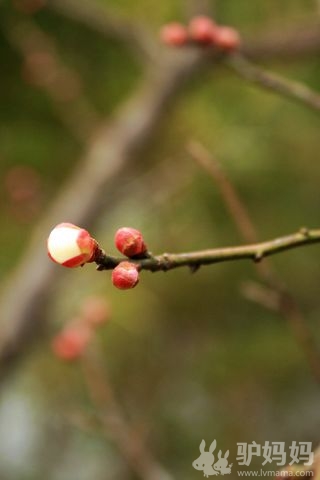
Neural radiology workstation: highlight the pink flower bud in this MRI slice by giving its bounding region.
[81,296,111,327]
[114,227,147,257]
[189,15,218,44]
[215,26,241,52]
[112,262,139,290]
[51,323,92,361]
[47,223,98,268]
[160,22,189,47]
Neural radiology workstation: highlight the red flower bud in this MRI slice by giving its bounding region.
[215,26,241,52]
[189,15,218,44]
[47,222,98,268]
[160,22,189,47]
[51,323,92,361]
[114,227,147,257]
[112,262,139,290]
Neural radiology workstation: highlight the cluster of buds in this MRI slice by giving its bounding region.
[160,15,241,52]
[47,223,148,291]
[51,295,110,361]
[112,226,148,289]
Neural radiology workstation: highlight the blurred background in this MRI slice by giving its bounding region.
[0,0,319,479]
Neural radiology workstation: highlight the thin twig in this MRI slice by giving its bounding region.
[187,142,258,244]
[188,142,320,385]
[187,141,275,282]
[47,1,320,63]
[226,53,320,113]
[241,281,282,312]
[95,228,320,272]
[81,348,174,480]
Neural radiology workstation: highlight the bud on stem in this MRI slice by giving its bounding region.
[47,223,99,268]
[114,227,147,258]
[112,261,140,290]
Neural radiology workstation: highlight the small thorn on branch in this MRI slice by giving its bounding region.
[189,264,201,273]
[254,251,264,262]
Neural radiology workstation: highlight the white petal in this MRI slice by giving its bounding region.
[48,227,81,264]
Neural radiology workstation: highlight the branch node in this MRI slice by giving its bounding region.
[161,253,172,271]
[96,264,106,271]
[300,226,310,237]
[254,250,264,262]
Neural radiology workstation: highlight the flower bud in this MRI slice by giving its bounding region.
[112,262,139,290]
[51,323,92,361]
[189,15,218,44]
[47,223,98,268]
[114,227,147,257]
[215,26,241,51]
[160,22,189,47]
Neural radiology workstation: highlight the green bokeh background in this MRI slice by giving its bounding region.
[0,0,319,478]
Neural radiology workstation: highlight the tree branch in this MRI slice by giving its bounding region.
[95,228,320,272]
[187,141,258,245]
[1,4,320,383]
[46,0,320,67]
[81,347,174,480]
[226,53,320,113]
[47,1,320,63]
[187,141,320,385]
[0,47,207,379]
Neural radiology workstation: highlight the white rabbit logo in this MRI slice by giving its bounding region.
[192,439,219,477]
[193,441,233,477]
[213,450,233,475]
